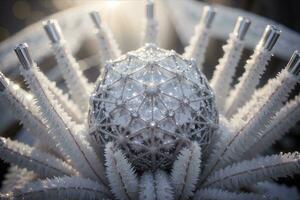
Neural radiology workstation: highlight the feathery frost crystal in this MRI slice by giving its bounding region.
[0,1,300,200]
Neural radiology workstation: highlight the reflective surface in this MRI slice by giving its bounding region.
[89,44,218,170]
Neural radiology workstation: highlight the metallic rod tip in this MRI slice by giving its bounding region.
[201,6,216,29]
[146,0,154,19]
[233,16,251,40]
[258,25,281,51]
[43,19,63,43]
[14,43,33,70]
[287,50,300,75]
[90,11,102,29]
[0,72,7,92]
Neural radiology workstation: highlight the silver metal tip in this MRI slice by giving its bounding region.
[43,19,63,43]
[258,25,281,51]
[0,72,7,92]
[287,50,300,75]
[14,43,33,70]
[201,6,216,29]
[90,11,102,29]
[233,16,251,40]
[146,0,154,19]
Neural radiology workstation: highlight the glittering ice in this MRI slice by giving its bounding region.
[89,44,218,170]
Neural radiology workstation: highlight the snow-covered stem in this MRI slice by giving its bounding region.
[244,95,300,158]
[203,152,300,190]
[0,166,36,193]
[139,170,173,200]
[198,117,233,187]
[198,68,299,186]
[44,20,92,112]
[31,64,82,123]
[171,142,201,200]
[224,25,281,117]
[90,11,121,68]
[0,73,59,153]
[183,6,215,70]
[142,0,158,44]
[105,142,138,200]
[193,188,267,200]
[4,176,110,200]
[224,48,272,117]
[224,70,299,162]
[210,34,244,112]
[16,45,107,187]
[231,52,300,125]
[0,137,77,178]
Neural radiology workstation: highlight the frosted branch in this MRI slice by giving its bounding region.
[105,142,138,200]
[0,137,77,178]
[44,20,92,112]
[244,95,300,158]
[183,6,216,70]
[224,25,281,117]
[193,188,266,200]
[210,17,250,112]
[4,176,110,200]
[90,11,121,68]
[139,170,173,200]
[171,142,201,200]
[15,43,108,188]
[203,152,300,190]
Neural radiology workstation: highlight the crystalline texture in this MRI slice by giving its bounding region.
[89,44,218,170]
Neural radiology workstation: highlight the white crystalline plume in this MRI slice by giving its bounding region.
[0,1,300,200]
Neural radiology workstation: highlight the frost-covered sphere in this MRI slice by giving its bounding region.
[89,44,218,170]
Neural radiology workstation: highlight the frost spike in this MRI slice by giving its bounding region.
[0,72,59,154]
[0,137,77,178]
[142,0,158,44]
[244,95,300,158]
[199,55,300,187]
[139,170,173,200]
[210,17,250,112]
[193,188,267,200]
[224,25,281,117]
[171,142,201,200]
[43,19,91,112]
[15,42,82,123]
[90,11,121,67]
[0,166,36,194]
[203,152,300,190]
[231,50,300,128]
[5,176,110,200]
[105,142,139,200]
[36,67,82,123]
[15,43,109,189]
[183,6,216,70]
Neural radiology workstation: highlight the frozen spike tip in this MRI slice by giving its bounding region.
[14,43,33,70]
[287,51,300,75]
[0,72,7,92]
[43,19,63,43]
[146,0,154,19]
[201,6,216,29]
[233,16,251,40]
[258,25,281,51]
[90,11,102,29]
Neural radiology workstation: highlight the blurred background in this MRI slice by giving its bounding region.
[0,0,299,191]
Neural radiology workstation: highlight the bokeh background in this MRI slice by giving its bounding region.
[0,0,299,191]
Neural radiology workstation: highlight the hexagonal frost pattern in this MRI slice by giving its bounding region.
[89,44,218,170]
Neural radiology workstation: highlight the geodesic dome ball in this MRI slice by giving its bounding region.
[89,44,218,170]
